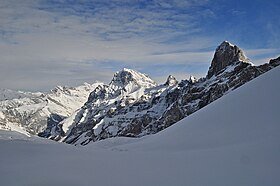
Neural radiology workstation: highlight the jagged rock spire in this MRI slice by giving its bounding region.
[207,41,250,78]
[189,75,198,84]
[164,75,178,86]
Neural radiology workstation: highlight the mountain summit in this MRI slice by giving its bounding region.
[109,68,156,89]
[207,41,250,78]
[164,75,178,86]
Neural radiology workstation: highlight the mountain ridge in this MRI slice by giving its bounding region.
[1,41,279,146]
[41,41,280,145]
[0,83,102,135]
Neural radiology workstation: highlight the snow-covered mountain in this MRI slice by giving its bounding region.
[42,41,280,145]
[1,41,279,146]
[39,68,159,141]
[0,89,42,101]
[0,83,102,135]
[1,63,279,186]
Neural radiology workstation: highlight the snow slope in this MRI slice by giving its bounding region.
[0,66,279,186]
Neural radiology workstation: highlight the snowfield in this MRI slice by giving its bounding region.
[0,66,280,186]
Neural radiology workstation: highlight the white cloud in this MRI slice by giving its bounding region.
[0,0,217,91]
[0,0,277,91]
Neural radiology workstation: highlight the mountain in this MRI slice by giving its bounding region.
[1,64,279,186]
[207,40,251,78]
[0,89,42,101]
[40,68,159,142]
[42,41,280,145]
[0,83,102,135]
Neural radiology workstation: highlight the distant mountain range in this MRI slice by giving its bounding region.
[1,41,279,146]
[0,83,102,135]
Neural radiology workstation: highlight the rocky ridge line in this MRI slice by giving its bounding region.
[41,41,280,146]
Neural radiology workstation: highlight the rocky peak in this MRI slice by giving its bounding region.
[164,75,178,86]
[87,69,157,103]
[51,86,68,94]
[189,75,198,84]
[207,41,250,78]
[269,56,280,66]
[109,68,157,89]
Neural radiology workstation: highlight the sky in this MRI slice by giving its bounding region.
[0,0,279,92]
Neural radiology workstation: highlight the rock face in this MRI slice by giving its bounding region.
[165,75,178,86]
[40,41,280,146]
[269,56,280,66]
[207,41,250,78]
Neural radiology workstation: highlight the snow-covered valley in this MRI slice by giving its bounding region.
[1,64,279,186]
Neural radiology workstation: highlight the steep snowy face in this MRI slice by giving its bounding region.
[111,68,156,86]
[207,41,251,78]
[109,68,157,91]
[0,83,102,135]
[86,69,157,104]
[87,69,157,104]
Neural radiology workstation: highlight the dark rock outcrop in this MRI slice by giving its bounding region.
[207,41,250,78]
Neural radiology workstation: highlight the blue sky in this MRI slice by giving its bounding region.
[0,0,279,91]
